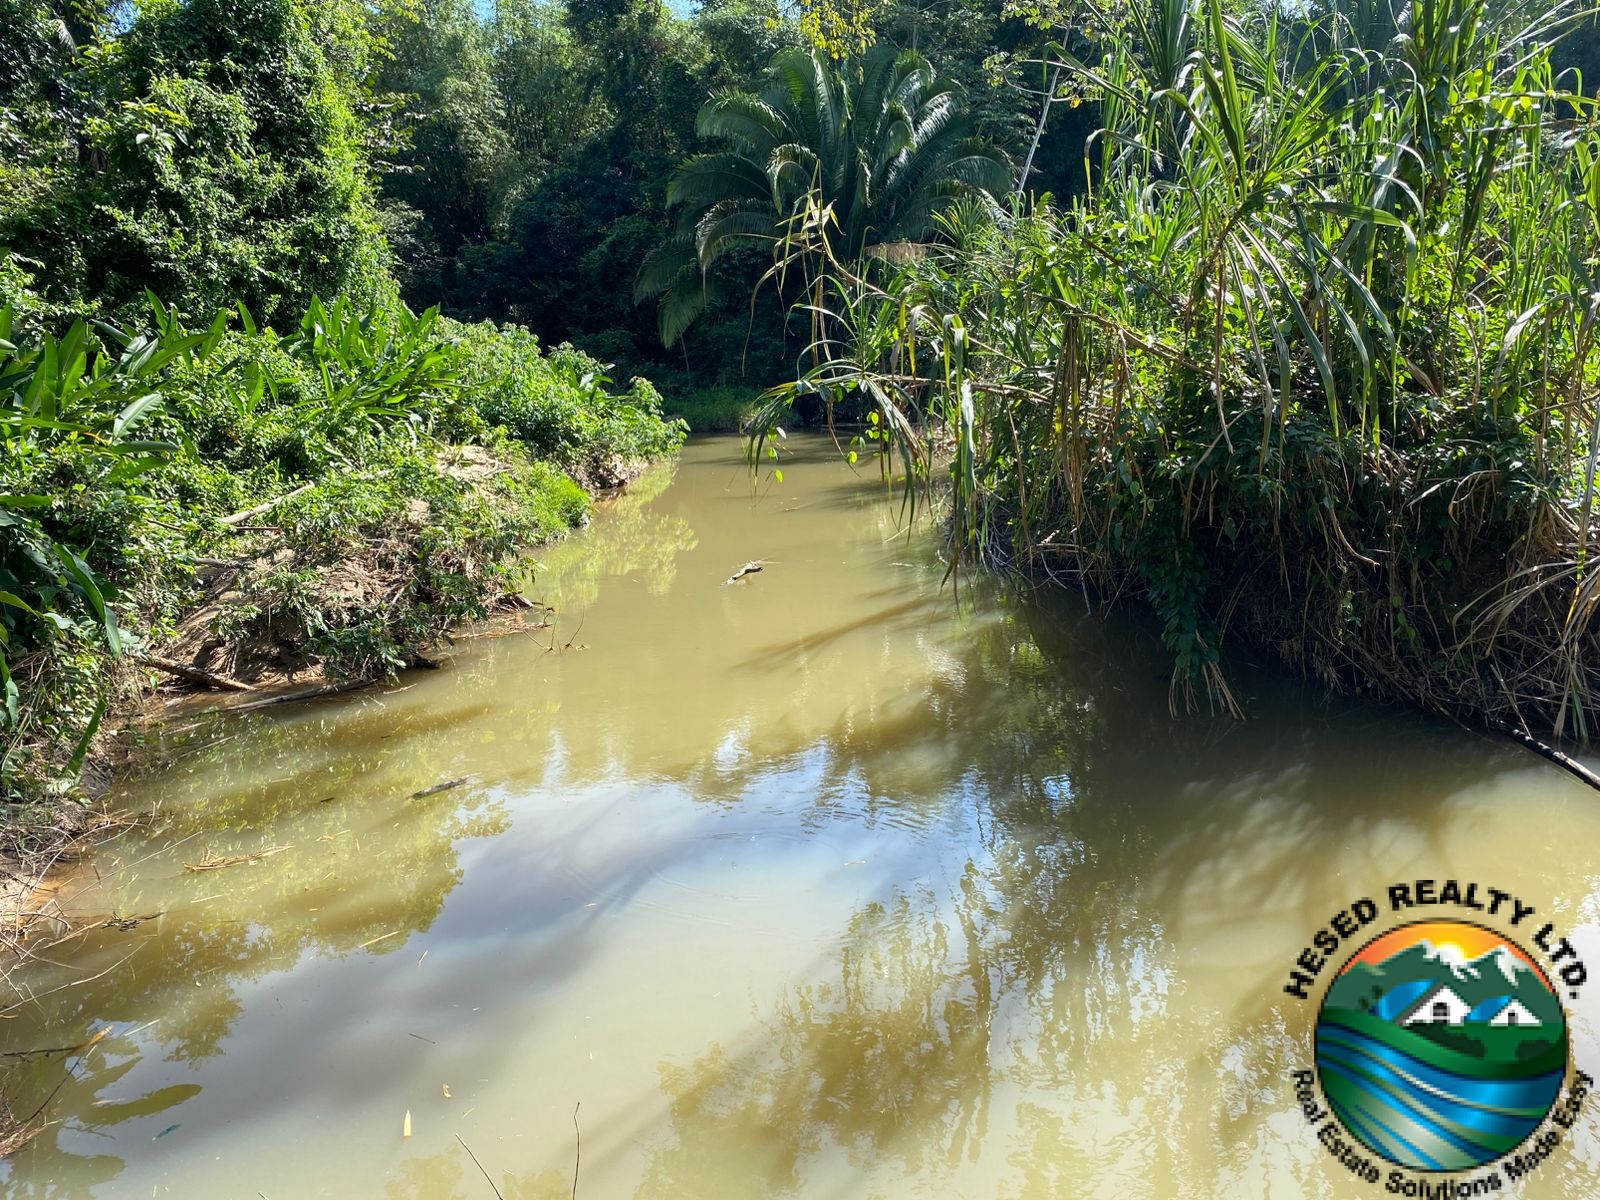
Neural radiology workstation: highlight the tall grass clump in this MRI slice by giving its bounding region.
[758,0,1600,737]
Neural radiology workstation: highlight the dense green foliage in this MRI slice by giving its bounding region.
[764,0,1600,738]
[1,0,395,327]
[1,0,709,816]
[444,321,682,474]
[0,294,682,808]
[364,0,1062,387]
[372,0,799,385]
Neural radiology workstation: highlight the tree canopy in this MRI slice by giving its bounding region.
[1,0,393,326]
[637,43,1011,345]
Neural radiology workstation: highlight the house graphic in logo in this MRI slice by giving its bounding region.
[1399,981,1472,1025]
[1395,978,1545,1028]
[1488,999,1542,1027]
[1315,922,1568,1172]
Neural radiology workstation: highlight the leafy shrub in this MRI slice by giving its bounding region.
[441,319,687,469]
[767,0,1600,736]
[1,294,680,805]
[665,385,764,432]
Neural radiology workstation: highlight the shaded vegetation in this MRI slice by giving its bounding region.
[667,385,766,432]
[636,43,1011,346]
[366,0,1059,389]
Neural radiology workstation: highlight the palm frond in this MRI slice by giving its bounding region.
[698,91,790,155]
[668,152,772,210]
[641,43,1008,339]
[695,201,779,269]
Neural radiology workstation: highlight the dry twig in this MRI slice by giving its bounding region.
[183,845,291,872]
[141,656,257,693]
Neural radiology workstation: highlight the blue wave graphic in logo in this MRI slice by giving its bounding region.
[1315,1016,1565,1170]
[1314,920,1569,1171]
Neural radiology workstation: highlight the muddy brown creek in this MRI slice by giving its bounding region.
[3,434,1599,1198]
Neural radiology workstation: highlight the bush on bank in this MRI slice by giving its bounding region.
[0,295,685,820]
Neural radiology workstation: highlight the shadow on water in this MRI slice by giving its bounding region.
[4,435,1598,1198]
[599,593,1585,1199]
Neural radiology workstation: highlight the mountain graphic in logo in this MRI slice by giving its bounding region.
[1315,920,1568,1171]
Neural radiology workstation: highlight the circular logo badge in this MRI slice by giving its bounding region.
[1314,919,1568,1172]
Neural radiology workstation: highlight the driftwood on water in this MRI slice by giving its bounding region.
[410,778,467,800]
[1491,719,1600,794]
[184,844,291,872]
[208,678,376,716]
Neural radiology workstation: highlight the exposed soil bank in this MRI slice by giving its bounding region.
[0,449,656,947]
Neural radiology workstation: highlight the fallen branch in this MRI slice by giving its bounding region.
[1491,719,1600,794]
[142,655,257,694]
[446,622,552,644]
[219,483,315,528]
[0,1026,111,1060]
[205,678,376,716]
[410,778,467,800]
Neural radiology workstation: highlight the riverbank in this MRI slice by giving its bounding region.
[0,451,657,933]
[0,303,686,939]
[0,452,673,1177]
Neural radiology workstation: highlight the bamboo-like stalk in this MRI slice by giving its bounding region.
[746,0,1600,737]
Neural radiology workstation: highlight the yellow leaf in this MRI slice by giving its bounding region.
[403,1110,412,1139]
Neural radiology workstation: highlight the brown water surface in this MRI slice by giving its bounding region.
[3,434,1599,1198]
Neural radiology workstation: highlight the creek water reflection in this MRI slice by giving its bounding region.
[3,435,1599,1198]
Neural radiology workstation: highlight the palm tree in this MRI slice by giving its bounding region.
[635,44,1010,346]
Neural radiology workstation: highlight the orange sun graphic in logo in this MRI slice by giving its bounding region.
[1340,922,1543,976]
